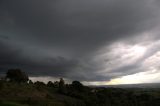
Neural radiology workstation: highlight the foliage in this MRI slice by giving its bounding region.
[71,81,84,92]
[59,78,66,94]
[6,69,28,83]
[47,81,54,87]
[34,81,46,91]
[1,69,160,106]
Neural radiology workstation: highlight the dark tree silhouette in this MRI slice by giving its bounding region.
[53,81,59,88]
[71,81,84,91]
[59,78,65,93]
[34,81,46,91]
[47,81,54,87]
[28,80,33,84]
[6,69,29,83]
[34,81,46,86]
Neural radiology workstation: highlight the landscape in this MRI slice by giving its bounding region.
[0,69,160,106]
[1,0,160,106]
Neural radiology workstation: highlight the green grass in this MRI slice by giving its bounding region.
[0,101,29,106]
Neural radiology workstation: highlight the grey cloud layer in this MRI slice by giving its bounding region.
[0,0,160,81]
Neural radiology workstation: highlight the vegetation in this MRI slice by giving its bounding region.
[6,69,29,83]
[0,69,160,106]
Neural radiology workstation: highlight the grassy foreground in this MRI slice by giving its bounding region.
[0,81,84,106]
[1,80,160,106]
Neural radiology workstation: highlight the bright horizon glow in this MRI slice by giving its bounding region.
[83,69,160,86]
[106,70,160,85]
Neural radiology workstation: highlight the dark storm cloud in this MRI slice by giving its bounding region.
[1,0,158,54]
[0,0,160,82]
[0,38,79,78]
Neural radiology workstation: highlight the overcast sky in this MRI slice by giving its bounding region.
[1,0,160,85]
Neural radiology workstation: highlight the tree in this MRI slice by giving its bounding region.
[53,81,59,88]
[34,81,46,91]
[59,78,65,93]
[47,81,54,87]
[34,81,46,86]
[71,81,84,91]
[28,80,33,84]
[6,69,29,83]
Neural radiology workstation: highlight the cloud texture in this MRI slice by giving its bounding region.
[1,0,160,83]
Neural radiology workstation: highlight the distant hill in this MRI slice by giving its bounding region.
[97,83,160,88]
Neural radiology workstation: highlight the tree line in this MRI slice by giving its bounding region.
[2,69,85,94]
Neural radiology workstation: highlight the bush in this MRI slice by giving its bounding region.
[71,81,84,92]
[47,81,54,87]
[34,81,46,91]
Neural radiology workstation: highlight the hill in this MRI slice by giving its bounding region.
[0,81,85,106]
[97,83,160,88]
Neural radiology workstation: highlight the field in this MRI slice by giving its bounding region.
[0,80,160,106]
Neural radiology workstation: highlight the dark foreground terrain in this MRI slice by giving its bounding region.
[0,69,160,106]
[1,81,160,106]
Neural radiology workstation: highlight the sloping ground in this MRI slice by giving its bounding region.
[1,81,160,106]
[0,101,29,106]
[0,82,85,106]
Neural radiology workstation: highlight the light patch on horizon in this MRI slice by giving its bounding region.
[94,44,160,85]
[83,68,160,85]
[29,76,71,84]
[106,69,160,85]
[83,38,160,85]
[29,76,59,83]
